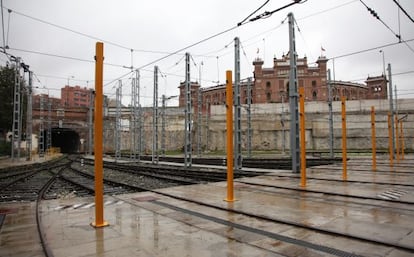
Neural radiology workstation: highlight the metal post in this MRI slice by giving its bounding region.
[184,53,192,168]
[327,69,334,158]
[136,70,142,161]
[288,13,300,173]
[153,66,159,164]
[47,101,51,153]
[88,90,94,155]
[299,87,306,187]
[11,57,22,160]
[225,70,234,202]
[130,77,136,160]
[234,37,242,171]
[395,115,399,162]
[387,63,395,158]
[247,77,252,158]
[281,93,285,154]
[161,94,166,157]
[115,81,122,161]
[341,97,347,180]
[387,112,394,167]
[26,71,33,160]
[205,100,210,152]
[371,106,376,171]
[197,87,202,157]
[92,41,108,228]
[39,94,44,158]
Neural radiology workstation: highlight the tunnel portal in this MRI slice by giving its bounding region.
[50,128,80,153]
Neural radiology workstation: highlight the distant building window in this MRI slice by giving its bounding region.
[266,92,271,102]
[312,80,317,87]
[266,81,271,88]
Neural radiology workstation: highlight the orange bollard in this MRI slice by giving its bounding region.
[395,116,399,163]
[225,70,235,202]
[341,97,347,180]
[299,87,306,187]
[92,42,109,228]
[400,120,404,160]
[371,106,376,171]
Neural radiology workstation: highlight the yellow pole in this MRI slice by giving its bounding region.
[92,42,109,228]
[395,116,399,163]
[400,120,404,160]
[341,97,347,180]
[371,106,376,171]
[299,87,306,187]
[225,70,235,202]
[388,112,394,167]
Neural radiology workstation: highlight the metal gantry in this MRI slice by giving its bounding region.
[288,12,300,173]
[25,70,33,160]
[152,66,159,164]
[136,70,142,161]
[115,80,122,161]
[184,53,192,168]
[234,37,242,171]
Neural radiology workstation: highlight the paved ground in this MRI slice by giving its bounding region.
[0,156,413,257]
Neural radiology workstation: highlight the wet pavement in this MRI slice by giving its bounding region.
[0,156,413,256]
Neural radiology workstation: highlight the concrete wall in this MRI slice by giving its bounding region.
[105,99,413,153]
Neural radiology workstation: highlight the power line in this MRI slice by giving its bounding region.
[391,0,414,24]
[330,38,414,59]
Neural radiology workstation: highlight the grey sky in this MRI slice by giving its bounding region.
[2,0,413,106]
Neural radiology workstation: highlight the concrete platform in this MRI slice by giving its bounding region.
[0,157,413,257]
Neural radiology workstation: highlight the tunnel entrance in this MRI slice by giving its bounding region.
[50,128,80,153]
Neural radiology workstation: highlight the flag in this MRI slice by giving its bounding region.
[257,48,260,54]
[321,46,326,51]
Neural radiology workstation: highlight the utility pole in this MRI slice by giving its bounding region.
[184,53,192,168]
[288,12,300,173]
[152,66,159,164]
[234,37,242,171]
[388,63,395,158]
[327,69,334,158]
[247,77,252,158]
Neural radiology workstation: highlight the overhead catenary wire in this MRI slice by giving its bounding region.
[391,0,414,24]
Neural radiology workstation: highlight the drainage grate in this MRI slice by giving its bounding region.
[0,214,5,230]
[377,189,407,200]
[153,200,364,257]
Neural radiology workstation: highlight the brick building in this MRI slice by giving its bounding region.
[178,55,388,113]
[61,85,93,107]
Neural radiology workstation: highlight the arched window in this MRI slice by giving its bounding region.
[267,92,271,102]
[312,91,317,100]
[266,81,271,88]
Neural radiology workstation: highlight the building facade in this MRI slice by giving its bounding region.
[178,55,388,113]
[61,85,93,107]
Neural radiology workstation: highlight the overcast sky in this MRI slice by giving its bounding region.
[2,0,413,106]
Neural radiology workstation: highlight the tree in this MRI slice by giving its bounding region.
[0,65,15,139]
